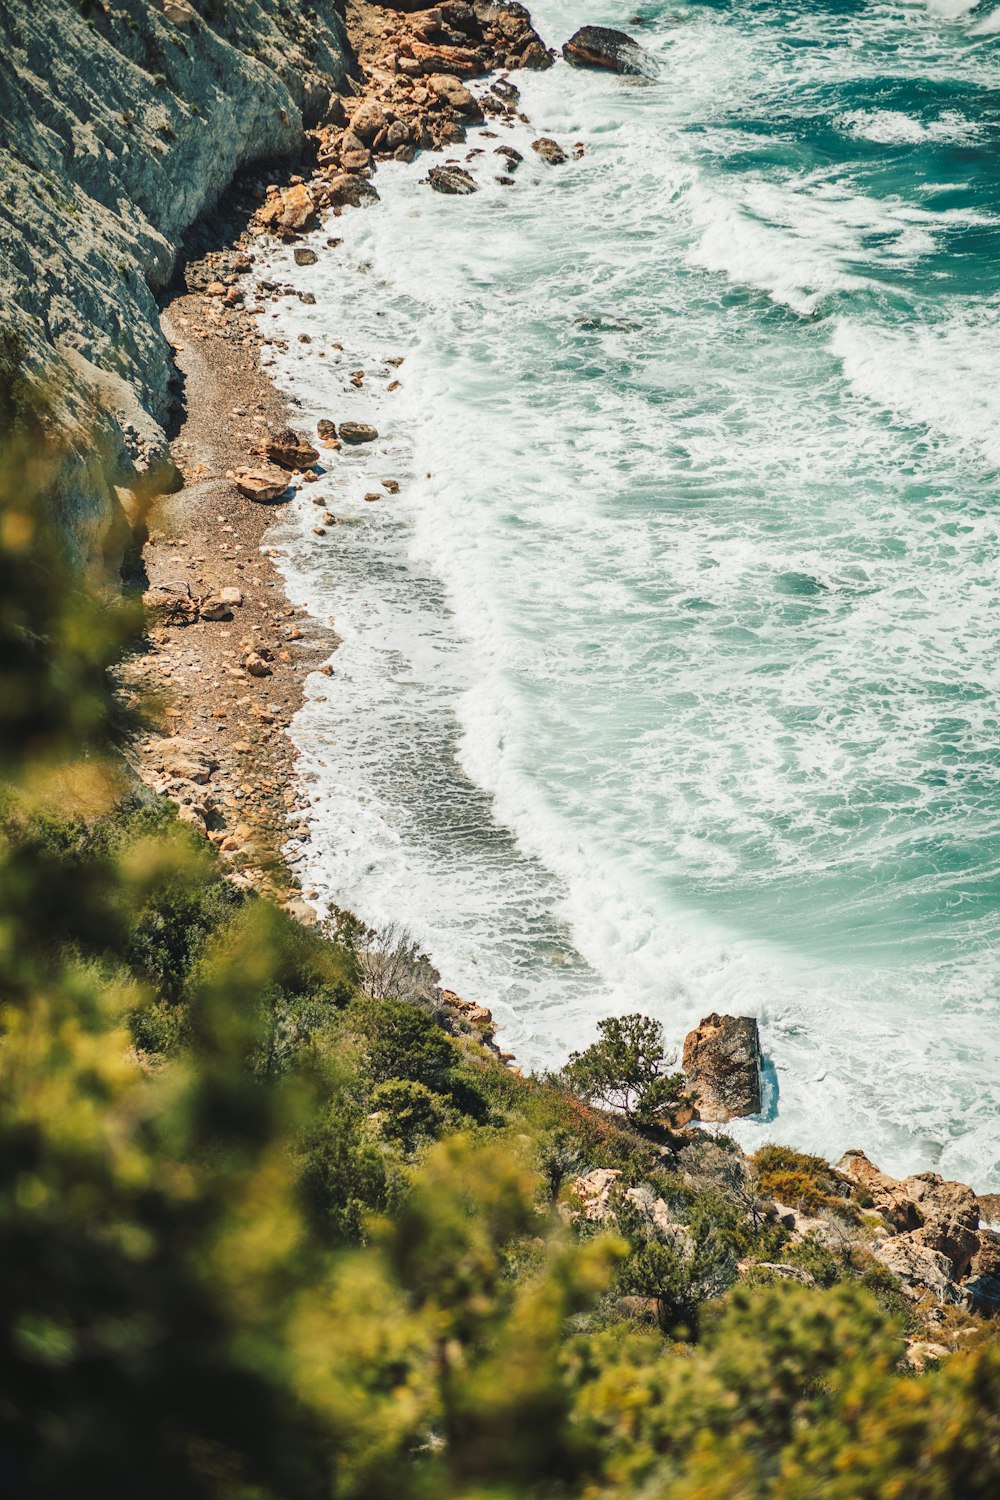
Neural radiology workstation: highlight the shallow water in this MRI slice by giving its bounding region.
[258,0,1000,1187]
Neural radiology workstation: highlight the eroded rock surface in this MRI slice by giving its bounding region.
[682,1013,763,1122]
[562,25,659,77]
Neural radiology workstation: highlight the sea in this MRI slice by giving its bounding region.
[254,0,1000,1189]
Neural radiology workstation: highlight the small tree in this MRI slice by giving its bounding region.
[560,1014,690,1127]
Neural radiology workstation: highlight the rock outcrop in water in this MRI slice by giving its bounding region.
[561,26,659,78]
[682,1013,763,1121]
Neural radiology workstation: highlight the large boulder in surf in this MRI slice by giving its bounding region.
[562,25,659,77]
[682,1013,763,1122]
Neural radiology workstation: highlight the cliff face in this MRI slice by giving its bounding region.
[0,0,350,565]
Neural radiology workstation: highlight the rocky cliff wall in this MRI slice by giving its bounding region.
[0,0,351,566]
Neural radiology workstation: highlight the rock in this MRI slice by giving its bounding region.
[838,1151,980,1276]
[873,1236,961,1305]
[279,182,319,232]
[964,1274,1000,1317]
[199,594,234,622]
[531,136,567,165]
[234,469,291,503]
[570,1168,621,1222]
[562,25,659,77]
[494,144,522,166]
[244,653,273,678]
[428,72,484,118]
[978,1192,1000,1226]
[338,422,379,444]
[903,1339,950,1372]
[973,1228,1000,1279]
[293,247,318,266]
[265,427,320,470]
[383,478,401,494]
[160,739,218,785]
[317,419,338,440]
[219,587,244,607]
[143,582,199,626]
[283,897,317,928]
[410,40,482,75]
[682,1013,763,1122]
[328,173,380,209]
[752,1263,817,1287]
[348,98,388,145]
[520,40,552,69]
[428,165,478,195]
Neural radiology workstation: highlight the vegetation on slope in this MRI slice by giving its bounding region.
[3,434,1000,1497]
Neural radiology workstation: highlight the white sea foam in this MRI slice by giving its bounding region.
[252,0,1000,1189]
[836,108,982,145]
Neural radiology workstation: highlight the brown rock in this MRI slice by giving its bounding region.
[532,136,568,165]
[682,1013,763,1122]
[317,419,338,440]
[244,653,273,678]
[349,98,389,145]
[160,739,218,785]
[199,595,234,622]
[234,469,291,504]
[428,164,478,195]
[328,173,380,209]
[410,40,483,76]
[279,183,319,232]
[562,25,659,77]
[293,247,319,266]
[265,427,320,470]
[338,422,379,444]
[427,72,484,118]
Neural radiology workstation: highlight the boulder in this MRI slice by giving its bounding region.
[428,72,484,118]
[682,1013,763,1122]
[978,1192,1000,1226]
[428,165,478,194]
[265,428,320,470]
[562,25,659,77]
[160,739,218,785]
[873,1236,962,1305]
[317,419,338,440]
[531,136,567,165]
[234,469,291,503]
[338,421,379,444]
[293,247,318,266]
[219,587,244,607]
[199,594,234,622]
[348,98,389,145]
[494,144,523,167]
[327,174,380,209]
[279,183,319,232]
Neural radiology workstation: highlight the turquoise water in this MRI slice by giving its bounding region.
[261,0,1000,1186]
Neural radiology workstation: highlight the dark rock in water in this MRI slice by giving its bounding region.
[338,422,379,444]
[317,419,338,441]
[428,165,478,195]
[682,1013,762,1122]
[494,144,523,167]
[562,25,659,77]
[293,247,318,266]
[531,136,567,165]
[328,173,380,208]
[574,312,641,332]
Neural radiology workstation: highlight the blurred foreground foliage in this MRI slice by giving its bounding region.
[2,435,1000,1498]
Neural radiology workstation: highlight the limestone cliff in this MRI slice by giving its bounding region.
[0,0,350,565]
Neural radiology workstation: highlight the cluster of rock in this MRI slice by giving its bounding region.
[144,581,244,627]
[837,1150,1000,1313]
[253,1,553,228]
